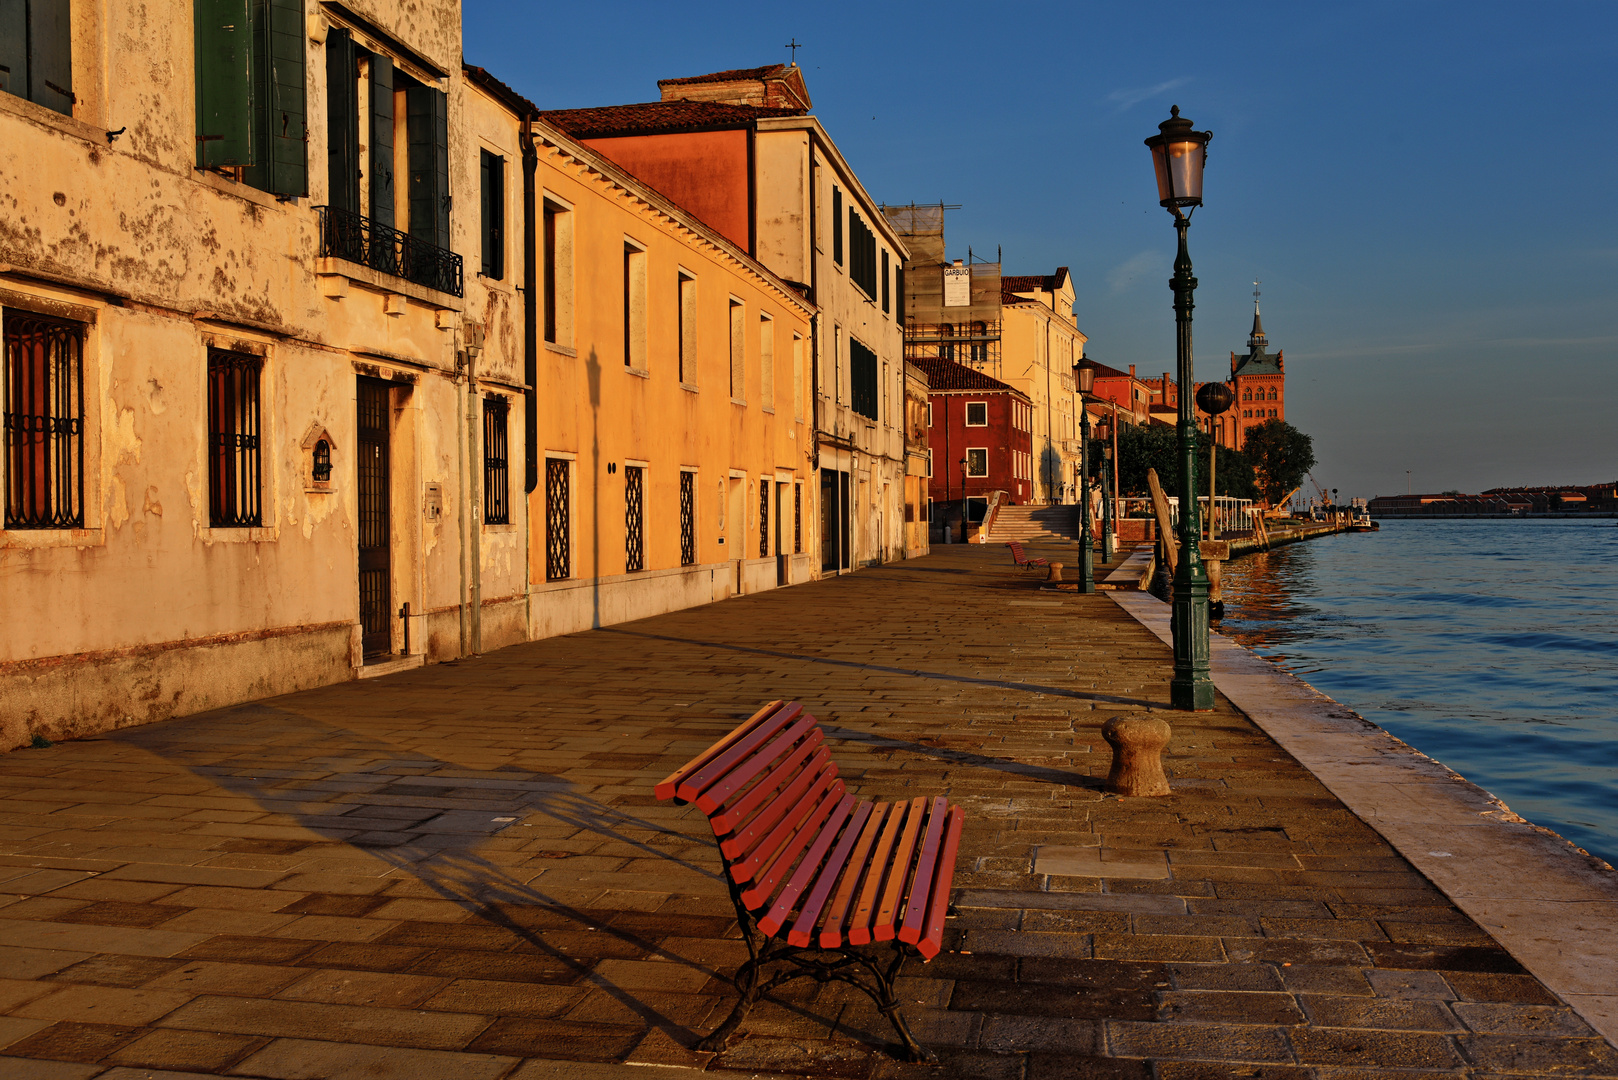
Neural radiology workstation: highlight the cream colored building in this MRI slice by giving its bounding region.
[1000,270,1087,504]
[0,0,524,750]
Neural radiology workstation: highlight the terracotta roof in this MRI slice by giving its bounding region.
[1000,267,1069,304]
[658,65,788,87]
[538,100,806,139]
[463,65,539,118]
[909,356,1026,395]
[1088,361,1138,381]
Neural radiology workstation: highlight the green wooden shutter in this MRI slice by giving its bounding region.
[0,0,29,102]
[407,81,449,250]
[480,150,503,278]
[832,186,843,265]
[262,0,306,195]
[324,26,358,213]
[195,0,254,168]
[30,0,73,115]
[369,53,394,227]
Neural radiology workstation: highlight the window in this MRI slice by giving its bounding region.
[926,402,933,427]
[938,323,954,363]
[758,314,774,409]
[897,267,905,322]
[926,448,933,478]
[1242,387,1252,401]
[545,458,570,580]
[1269,387,1278,401]
[881,249,891,314]
[965,401,988,426]
[190,0,308,196]
[678,271,697,385]
[624,465,644,572]
[543,199,574,345]
[759,481,769,557]
[728,299,745,401]
[623,241,646,369]
[483,396,508,524]
[4,312,85,529]
[793,482,801,554]
[832,186,843,266]
[833,325,842,403]
[848,211,877,297]
[207,348,263,528]
[480,150,505,279]
[966,448,988,477]
[1,0,72,115]
[1270,408,1278,418]
[792,333,804,420]
[970,322,987,365]
[850,338,878,421]
[679,470,696,565]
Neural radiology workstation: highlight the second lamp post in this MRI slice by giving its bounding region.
[1073,356,1098,593]
[1146,105,1215,711]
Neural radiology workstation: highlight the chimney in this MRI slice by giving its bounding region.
[1128,364,1135,378]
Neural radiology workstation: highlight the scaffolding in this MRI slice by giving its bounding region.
[881,203,1004,379]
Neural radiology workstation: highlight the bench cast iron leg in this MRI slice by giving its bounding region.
[695,955,760,1052]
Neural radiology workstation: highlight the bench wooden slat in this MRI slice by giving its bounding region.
[654,699,784,801]
[913,805,964,959]
[758,791,857,934]
[710,729,824,835]
[730,761,837,885]
[697,713,819,815]
[873,796,928,942]
[743,778,846,910]
[897,796,949,945]
[675,702,804,804]
[846,799,910,946]
[718,745,830,860]
[792,798,875,947]
[817,800,889,948]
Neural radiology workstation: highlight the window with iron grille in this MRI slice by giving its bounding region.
[482,396,508,524]
[625,465,644,572]
[679,470,696,566]
[545,458,570,580]
[4,311,85,529]
[793,483,801,554]
[207,348,263,528]
[759,481,769,557]
[850,338,878,421]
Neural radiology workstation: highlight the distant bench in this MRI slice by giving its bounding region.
[1007,540,1048,570]
[656,699,965,1061]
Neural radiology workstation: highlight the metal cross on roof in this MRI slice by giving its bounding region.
[785,38,802,63]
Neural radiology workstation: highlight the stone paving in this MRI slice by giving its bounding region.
[2,541,1615,1080]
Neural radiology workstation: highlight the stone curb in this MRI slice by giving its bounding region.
[1111,590,1618,1050]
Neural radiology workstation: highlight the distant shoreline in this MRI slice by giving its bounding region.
[1369,512,1618,520]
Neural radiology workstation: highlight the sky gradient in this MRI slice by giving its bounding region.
[464,1,1617,501]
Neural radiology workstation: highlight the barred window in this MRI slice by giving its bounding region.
[207,348,262,528]
[679,470,696,566]
[545,458,570,580]
[483,396,509,525]
[793,482,801,554]
[625,465,644,572]
[4,312,85,529]
[759,480,769,557]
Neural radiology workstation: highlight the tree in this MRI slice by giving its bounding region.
[1115,423,1257,500]
[1242,419,1316,506]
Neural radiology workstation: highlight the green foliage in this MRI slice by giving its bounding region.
[1243,419,1317,505]
[1115,423,1256,500]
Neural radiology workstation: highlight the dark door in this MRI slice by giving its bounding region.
[357,377,392,657]
[839,471,851,570]
[820,469,837,572]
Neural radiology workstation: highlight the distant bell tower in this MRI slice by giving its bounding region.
[1228,281,1285,450]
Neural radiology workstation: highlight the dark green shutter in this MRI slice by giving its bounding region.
[0,0,27,102]
[30,0,73,114]
[408,81,449,250]
[369,54,394,226]
[832,186,843,265]
[262,0,306,194]
[881,249,890,313]
[325,26,358,212]
[481,150,503,279]
[195,0,254,168]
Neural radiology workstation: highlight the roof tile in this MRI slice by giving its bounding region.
[539,100,806,139]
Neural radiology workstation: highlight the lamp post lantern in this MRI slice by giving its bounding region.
[1073,357,1098,592]
[1146,105,1215,710]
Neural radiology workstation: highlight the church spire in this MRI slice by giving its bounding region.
[1248,280,1267,350]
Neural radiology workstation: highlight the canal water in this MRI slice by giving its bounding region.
[1216,518,1618,866]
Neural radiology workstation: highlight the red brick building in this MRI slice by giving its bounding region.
[911,357,1034,514]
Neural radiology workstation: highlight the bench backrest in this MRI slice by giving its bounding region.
[656,700,961,957]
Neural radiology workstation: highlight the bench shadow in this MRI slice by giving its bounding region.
[818,724,1104,792]
[113,703,784,1052]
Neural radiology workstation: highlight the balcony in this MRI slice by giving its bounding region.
[316,206,464,299]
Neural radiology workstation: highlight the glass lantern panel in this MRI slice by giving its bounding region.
[1166,139,1204,202]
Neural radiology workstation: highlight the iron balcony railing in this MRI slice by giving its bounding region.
[316,205,464,298]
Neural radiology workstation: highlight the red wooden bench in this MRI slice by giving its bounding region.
[1007,540,1048,570]
[656,699,965,1061]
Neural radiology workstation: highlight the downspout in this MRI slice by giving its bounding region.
[465,332,482,655]
[1044,320,1054,503]
[520,113,539,638]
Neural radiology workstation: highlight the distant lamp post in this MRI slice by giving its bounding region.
[1146,105,1215,710]
[1073,356,1098,592]
[1101,443,1115,563]
[960,457,970,542]
[1194,382,1234,540]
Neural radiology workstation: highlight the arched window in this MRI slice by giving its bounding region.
[1242,386,1252,401]
[969,322,987,364]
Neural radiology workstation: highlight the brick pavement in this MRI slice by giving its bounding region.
[1,540,1614,1079]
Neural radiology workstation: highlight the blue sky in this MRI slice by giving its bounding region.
[464,1,1617,500]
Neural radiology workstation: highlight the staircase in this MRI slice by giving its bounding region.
[987,503,1081,543]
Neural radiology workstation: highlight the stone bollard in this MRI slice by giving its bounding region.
[1101,715,1172,797]
[1047,562,1064,582]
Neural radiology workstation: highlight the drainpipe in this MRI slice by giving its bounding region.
[521,115,539,496]
[465,332,482,655]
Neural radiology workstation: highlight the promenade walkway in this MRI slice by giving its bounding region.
[2,542,1614,1080]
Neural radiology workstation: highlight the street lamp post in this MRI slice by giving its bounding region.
[1146,106,1215,710]
[1073,357,1098,592]
[960,457,970,543]
[1101,444,1115,563]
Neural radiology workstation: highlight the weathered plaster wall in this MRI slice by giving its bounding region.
[581,130,754,255]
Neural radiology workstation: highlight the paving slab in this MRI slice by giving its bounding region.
[0,541,1613,1078]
